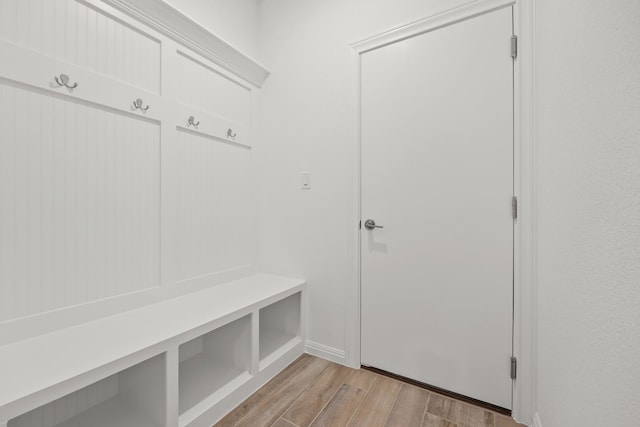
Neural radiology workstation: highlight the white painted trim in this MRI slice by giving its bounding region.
[99,0,270,88]
[348,0,536,421]
[305,340,346,365]
[511,0,537,424]
[351,0,515,53]
[165,346,180,427]
[533,412,543,427]
[345,40,362,370]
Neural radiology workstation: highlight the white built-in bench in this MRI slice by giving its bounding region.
[0,274,306,427]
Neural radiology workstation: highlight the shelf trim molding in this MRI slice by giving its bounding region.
[99,0,270,88]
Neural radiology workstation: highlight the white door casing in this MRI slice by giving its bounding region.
[359,5,514,410]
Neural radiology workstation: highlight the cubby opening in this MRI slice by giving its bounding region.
[178,314,252,416]
[259,292,301,368]
[8,354,166,427]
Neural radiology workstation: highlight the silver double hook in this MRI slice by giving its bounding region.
[54,74,78,89]
[187,116,200,127]
[132,98,149,112]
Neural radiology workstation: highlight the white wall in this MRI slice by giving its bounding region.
[164,0,260,59]
[535,0,640,426]
[257,0,640,425]
[255,0,475,358]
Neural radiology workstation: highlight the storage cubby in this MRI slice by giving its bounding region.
[259,292,302,367]
[2,275,304,427]
[178,314,252,416]
[8,354,166,427]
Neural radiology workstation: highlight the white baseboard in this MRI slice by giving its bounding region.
[305,340,346,365]
[532,412,542,427]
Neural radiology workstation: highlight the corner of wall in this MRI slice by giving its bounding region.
[532,412,542,427]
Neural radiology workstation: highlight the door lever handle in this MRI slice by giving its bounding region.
[364,219,383,230]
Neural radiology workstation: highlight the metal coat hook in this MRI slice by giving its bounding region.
[187,116,200,127]
[54,74,78,89]
[132,98,149,112]
[227,128,237,139]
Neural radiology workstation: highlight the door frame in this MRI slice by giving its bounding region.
[346,0,536,423]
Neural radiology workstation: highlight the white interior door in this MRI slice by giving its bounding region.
[360,7,514,409]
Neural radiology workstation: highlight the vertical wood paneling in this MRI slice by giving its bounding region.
[0,0,160,93]
[176,52,252,125]
[0,82,161,322]
[0,82,16,319]
[7,376,118,427]
[175,130,254,283]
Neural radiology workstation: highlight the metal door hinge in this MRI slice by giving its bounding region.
[512,196,518,220]
[510,356,517,379]
[511,35,518,59]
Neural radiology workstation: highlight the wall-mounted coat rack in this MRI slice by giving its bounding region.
[188,115,200,127]
[54,73,78,89]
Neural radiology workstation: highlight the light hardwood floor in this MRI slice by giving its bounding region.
[216,355,525,427]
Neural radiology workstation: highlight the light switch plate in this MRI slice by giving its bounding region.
[301,172,311,190]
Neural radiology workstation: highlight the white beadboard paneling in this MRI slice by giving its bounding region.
[176,50,252,125]
[7,376,118,427]
[0,82,161,322]
[0,39,167,123]
[0,0,161,94]
[175,129,254,285]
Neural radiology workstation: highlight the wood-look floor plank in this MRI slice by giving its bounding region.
[343,368,378,391]
[232,357,331,427]
[309,384,369,427]
[282,363,354,427]
[422,412,459,427]
[216,356,525,427]
[384,384,431,427]
[494,414,523,427]
[426,393,494,427]
[271,418,298,427]
[347,375,402,427]
[215,354,312,426]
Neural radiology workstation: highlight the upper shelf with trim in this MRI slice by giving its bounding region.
[101,0,271,88]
